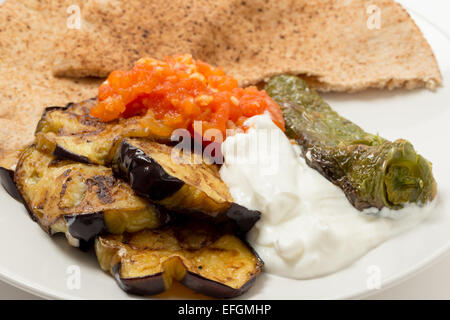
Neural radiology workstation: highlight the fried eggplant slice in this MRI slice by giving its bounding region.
[265,75,437,211]
[110,138,261,233]
[14,146,165,248]
[95,222,263,298]
[34,99,166,165]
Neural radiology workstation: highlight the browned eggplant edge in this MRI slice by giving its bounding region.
[112,140,261,233]
[36,98,97,120]
[35,103,95,164]
[36,101,86,124]
[110,246,264,299]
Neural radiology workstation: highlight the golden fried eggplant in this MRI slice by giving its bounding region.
[95,221,263,298]
[14,146,165,248]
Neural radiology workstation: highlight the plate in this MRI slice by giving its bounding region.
[1,3,449,299]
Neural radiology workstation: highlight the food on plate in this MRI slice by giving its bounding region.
[32,78,263,233]
[1,46,440,292]
[95,221,263,298]
[110,138,261,233]
[33,55,284,165]
[220,114,437,279]
[35,99,166,165]
[0,44,441,295]
[14,146,164,248]
[0,0,444,301]
[265,75,437,211]
[1,1,441,170]
[90,55,284,138]
[52,0,441,92]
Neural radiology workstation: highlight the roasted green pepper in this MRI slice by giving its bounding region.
[265,75,437,211]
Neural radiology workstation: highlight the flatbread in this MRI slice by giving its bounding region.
[0,0,442,169]
[52,0,441,91]
[0,1,101,169]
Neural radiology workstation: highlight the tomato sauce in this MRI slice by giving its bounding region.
[91,54,285,139]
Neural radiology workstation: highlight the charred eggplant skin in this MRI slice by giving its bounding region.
[265,75,437,211]
[113,140,184,201]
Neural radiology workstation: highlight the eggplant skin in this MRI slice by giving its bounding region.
[113,139,184,201]
[14,146,163,248]
[53,145,92,164]
[95,222,263,298]
[112,265,166,296]
[111,138,260,233]
[225,203,261,234]
[65,212,107,245]
[180,270,258,298]
[0,167,22,202]
[111,264,258,299]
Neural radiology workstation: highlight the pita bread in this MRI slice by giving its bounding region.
[52,0,441,91]
[0,0,442,169]
[0,1,101,169]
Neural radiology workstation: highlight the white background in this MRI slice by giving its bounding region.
[0,0,448,299]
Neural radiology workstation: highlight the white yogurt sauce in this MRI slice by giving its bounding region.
[220,114,435,279]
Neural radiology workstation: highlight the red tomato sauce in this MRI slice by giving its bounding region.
[91,54,285,139]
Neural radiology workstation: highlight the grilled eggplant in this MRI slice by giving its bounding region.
[265,75,437,211]
[14,146,165,248]
[34,100,260,232]
[35,99,166,165]
[95,221,263,298]
[110,138,261,232]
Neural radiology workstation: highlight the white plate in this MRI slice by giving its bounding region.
[1,4,450,300]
